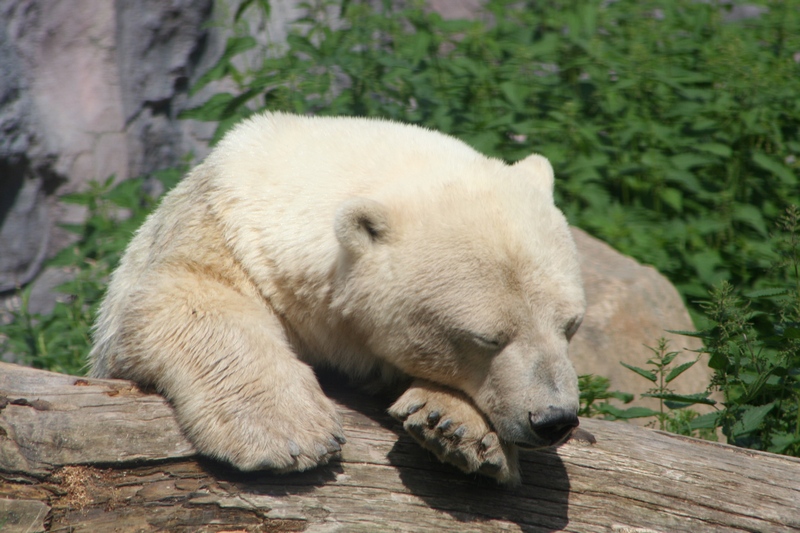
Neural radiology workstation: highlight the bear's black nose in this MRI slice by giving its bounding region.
[529,407,579,446]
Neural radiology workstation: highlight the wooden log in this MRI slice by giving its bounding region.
[1,362,799,533]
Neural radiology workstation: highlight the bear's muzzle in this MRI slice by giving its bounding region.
[524,406,579,448]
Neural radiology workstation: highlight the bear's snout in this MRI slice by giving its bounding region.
[527,406,579,448]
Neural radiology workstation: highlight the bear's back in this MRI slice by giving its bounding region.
[207,112,491,202]
[197,113,510,295]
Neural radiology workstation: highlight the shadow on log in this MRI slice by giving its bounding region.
[1,362,799,532]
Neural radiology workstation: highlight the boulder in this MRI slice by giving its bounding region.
[570,228,712,409]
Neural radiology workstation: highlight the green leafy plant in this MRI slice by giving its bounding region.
[0,170,183,374]
[611,338,717,438]
[685,206,800,455]
[578,374,634,419]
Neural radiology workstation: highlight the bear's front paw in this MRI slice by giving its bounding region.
[180,380,346,475]
[388,380,520,485]
[237,402,346,474]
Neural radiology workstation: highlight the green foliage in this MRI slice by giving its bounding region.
[578,374,633,419]
[184,0,800,314]
[615,338,717,438]
[685,206,800,455]
[0,170,183,374]
[583,338,716,439]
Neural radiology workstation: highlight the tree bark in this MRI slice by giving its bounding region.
[1,362,798,533]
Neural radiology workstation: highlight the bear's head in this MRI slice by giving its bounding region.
[332,153,585,449]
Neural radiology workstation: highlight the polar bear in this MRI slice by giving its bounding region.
[89,112,585,484]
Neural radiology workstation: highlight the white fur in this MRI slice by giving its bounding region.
[90,112,585,483]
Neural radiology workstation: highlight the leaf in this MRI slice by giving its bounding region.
[500,81,526,111]
[768,432,800,454]
[620,362,657,382]
[734,403,776,435]
[689,249,723,285]
[732,204,768,236]
[671,153,715,170]
[55,224,86,237]
[667,329,707,339]
[408,31,432,62]
[695,143,732,157]
[781,326,800,340]
[743,288,789,299]
[235,0,270,21]
[752,152,797,185]
[152,167,185,193]
[660,187,683,212]
[665,360,698,383]
[179,90,258,122]
[59,191,96,206]
[190,36,257,96]
[599,405,660,419]
[223,35,259,57]
[689,412,720,430]
[642,392,716,406]
[287,33,324,60]
[663,168,702,191]
[660,350,680,367]
[106,177,147,209]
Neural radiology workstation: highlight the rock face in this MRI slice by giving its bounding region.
[0,0,215,294]
[0,0,712,400]
[0,2,57,292]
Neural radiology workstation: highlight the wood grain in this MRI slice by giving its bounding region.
[1,362,798,532]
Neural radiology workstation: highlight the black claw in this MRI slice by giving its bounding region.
[448,449,470,469]
[479,459,503,475]
[438,418,453,432]
[427,438,446,455]
[327,437,342,453]
[407,423,425,440]
[426,410,441,427]
[334,434,347,445]
[453,426,467,439]
[407,403,424,416]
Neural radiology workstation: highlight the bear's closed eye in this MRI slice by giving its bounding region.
[471,333,505,350]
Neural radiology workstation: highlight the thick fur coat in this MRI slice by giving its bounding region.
[90,112,585,484]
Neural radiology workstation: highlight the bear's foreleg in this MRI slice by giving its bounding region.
[389,380,520,484]
[116,270,346,473]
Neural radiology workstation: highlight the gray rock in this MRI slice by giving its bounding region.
[0,4,56,292]
[570,228,713,410]
[0,176,50,291]
[0,0,221,304]
[116,0,213,175]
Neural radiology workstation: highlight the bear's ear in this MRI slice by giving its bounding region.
[335,197,390,255]
[513,153,555,200]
